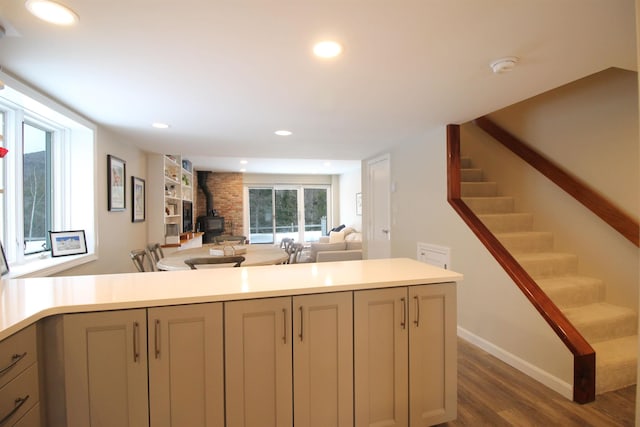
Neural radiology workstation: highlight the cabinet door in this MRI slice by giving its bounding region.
[63,310,149,427]
[148,303,224,427]
[409,283,457,426]
[225,297,292,427]
[354,288,408,427]
[293,292,353,427]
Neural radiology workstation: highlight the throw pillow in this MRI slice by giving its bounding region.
[329,230,345,243]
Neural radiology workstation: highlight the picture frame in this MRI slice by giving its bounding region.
[131,176,146,222]
[356,192,362,216]
[49,230,88,257]
[0,241,8,276]
[108,155,126,211]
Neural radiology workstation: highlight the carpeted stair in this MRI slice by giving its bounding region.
[461,157,637,395]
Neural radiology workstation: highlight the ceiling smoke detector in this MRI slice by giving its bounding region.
[490,56,519,74]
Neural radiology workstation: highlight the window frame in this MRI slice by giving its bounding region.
[0,72,97,277]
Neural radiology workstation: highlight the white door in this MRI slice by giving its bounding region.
[367,154,391,259]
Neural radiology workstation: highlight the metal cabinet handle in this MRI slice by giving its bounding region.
[0,353,27,377]
[133,321,140,362]
[0,395,29,425]
[413,296,420,327]
[298,306,304,341]
[400,298,407,329]
[282,309,288,344]
[154,320,161,359]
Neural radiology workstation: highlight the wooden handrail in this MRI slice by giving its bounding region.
[474,116,639,247]
[447,124,595,403]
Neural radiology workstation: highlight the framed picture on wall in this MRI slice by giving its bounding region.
[49,230,88,257]
[108,155,126,211]
[356,192,362,216]
[132,176,145,222]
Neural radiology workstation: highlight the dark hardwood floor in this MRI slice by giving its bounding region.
[439,338,636,426]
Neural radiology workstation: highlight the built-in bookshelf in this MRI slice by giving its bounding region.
[148,154,193,245]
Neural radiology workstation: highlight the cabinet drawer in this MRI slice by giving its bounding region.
[12,402,40,427]
[0,363,39,426]
[0,326,36,388]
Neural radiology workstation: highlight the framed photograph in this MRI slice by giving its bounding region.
[108,155,126,211]
[49,230,88,257]
[131,176,146,222]
[0,241,8,276]
[356,192,362,216]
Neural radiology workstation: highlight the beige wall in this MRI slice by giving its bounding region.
[384,126,574,397]
[54,127,149,276]
[462,68,638,309]
[338,168,362,231]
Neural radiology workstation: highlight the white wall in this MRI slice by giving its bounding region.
[463,68,638,309]
[338,168,362,231]
[54,127,149,276]
[380,126,574,397]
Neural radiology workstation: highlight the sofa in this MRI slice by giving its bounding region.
[303,227,362,262]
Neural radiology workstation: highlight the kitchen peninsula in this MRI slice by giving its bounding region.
[0,258,462,427]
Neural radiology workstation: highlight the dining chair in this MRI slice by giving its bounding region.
[280,237,294,251]
[213,235,247,245]
[287,243,304,264]
[130,249,155,272]
[147,243,165,269]
[184,256,246,269]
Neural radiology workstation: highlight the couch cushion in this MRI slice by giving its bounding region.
[310,241,346,260]
[345,232,362,242]
[346,241,362,250]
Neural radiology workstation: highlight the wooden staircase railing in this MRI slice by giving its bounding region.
[447,124,595,403]
[474,116,639,247]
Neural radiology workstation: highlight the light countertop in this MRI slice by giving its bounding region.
[0,258,462,341]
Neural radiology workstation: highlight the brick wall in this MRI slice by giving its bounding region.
[195,171,244,236]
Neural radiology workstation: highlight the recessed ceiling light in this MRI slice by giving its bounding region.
[239,168,246,173]
[313,41,343,59]
[25,0,79,26]
[324,161,331,167]
[275,130,292,136]
[152,122,170,129]
[240,160,248,165]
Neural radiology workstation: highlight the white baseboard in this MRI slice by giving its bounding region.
[457,326,573,400]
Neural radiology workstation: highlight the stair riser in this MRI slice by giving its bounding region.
[463,197,514,214]
[596,362,638,394]
[461,182,498,197]
[497,233,554,254]
[478,214,534,233]
[517,255,578,278]
[461,169,483,182]
[543,284,605,308]
[460,157,472,169]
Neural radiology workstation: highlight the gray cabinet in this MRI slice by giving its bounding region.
[0,325,40,426]
[225,292,354,427]
[45,304,224,427]
[148,303,224,427]
[354,283,457,427]
[225,297,293,427]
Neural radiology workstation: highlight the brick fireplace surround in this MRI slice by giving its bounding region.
[195,171,244,237]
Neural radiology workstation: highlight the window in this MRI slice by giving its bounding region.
[0,73,96,277]
[248,185,329,244]
[23,122,52,254]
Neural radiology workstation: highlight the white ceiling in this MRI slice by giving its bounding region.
[0,1,636,174]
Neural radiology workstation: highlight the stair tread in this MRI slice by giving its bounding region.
[496,231,554,238]
[536,275,603,289]
[515,252,578,261]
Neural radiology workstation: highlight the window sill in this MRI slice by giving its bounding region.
[6,253,97,279]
